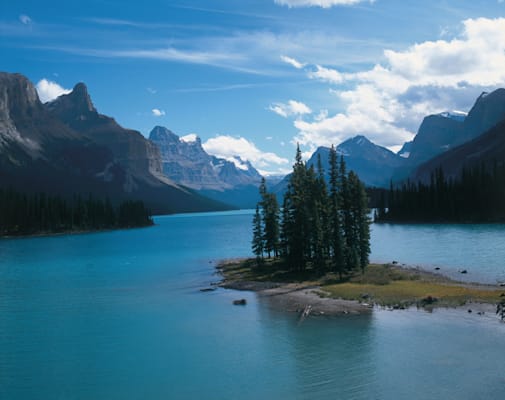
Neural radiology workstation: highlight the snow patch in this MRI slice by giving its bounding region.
[439,110,467,122]
[180,134,198,143]
[227,157,250,171]
[399,152,410,158]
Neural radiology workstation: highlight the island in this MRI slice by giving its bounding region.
[217,258,505,317]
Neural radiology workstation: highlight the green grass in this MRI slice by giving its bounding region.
[219,259,505,308]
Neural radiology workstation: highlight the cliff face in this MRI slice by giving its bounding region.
[463,89,505,142]
[0,72,230,214]
[47,83,167,189]
[407,114,464,165]
[149,126,262,191]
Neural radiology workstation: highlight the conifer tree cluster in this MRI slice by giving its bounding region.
[0,189,154,236]
[378,163,505,223]
[252,145,371,278]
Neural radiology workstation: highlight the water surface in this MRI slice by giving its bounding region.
[1,210,504,399]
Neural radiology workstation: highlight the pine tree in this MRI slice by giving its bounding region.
[329,146,346,278]
[252,205,264,262]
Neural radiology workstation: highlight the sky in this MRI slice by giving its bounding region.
[2,0,505,175]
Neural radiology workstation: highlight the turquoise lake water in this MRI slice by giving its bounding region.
[1,210,505,399]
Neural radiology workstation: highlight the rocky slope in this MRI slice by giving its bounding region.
[149,126,263,208]
[0,72,228,214]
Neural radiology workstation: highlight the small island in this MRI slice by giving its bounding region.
[218,258,505,316]
[216,147,505,319]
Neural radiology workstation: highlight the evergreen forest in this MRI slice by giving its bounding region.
[0,189,154,236]
[377,163,505,223]
[252,146,371,279]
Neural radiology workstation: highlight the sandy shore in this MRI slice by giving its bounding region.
[221,280,373,316]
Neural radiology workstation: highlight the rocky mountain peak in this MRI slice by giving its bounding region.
[0,72,41,120]
[149,126,178,141]
[46,82,96,118]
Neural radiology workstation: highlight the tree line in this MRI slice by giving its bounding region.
[0,189,153,236]
[377,162,505,223]
[252,145,371,279]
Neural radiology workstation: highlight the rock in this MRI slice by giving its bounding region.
[233,299,247,306]
[200,288,216,292]
[360,293,370,300]
[468,309,472,313]
[419,295,438,306]
[460,269,468,274]
[435,267,440,270]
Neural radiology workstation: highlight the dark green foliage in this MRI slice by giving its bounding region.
[379,163,505,223]
[252,178,281,260]
[252,145,371,279]
[252,205,264,262]
[497,294,505,322]
[0,189,153,236]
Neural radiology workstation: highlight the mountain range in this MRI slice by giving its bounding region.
[148,126,263,208]
[2,71,505,212]
[406,88,505,183]
[0,72,228,214]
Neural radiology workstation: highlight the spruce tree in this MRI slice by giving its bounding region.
[329,146,346,279]
[252,205,264,262]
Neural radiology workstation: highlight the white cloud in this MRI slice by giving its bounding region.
[19,14,32,25]
[180,133,198,143]
[282,17,505,151]
[308,64,345,84]
[203,135,289,175]
[281,55,305,69]
[269,100,312,118]
[274,0,372,8]
[151,108,165,117]
[35,79,71,103]
[147,87,157,94]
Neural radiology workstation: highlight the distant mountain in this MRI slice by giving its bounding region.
[406,113,465,165]
[397,141,413,158]
[394,89,505,183]
[274,135,404,195]
[411,118,505,183]
[149,126,263,208]
[314,136,404,188]
[0,72,229,214]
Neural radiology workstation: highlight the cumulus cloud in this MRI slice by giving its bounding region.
[151,108,165,117]
[203,135,289,175]
[269,100,312,118]
[280,17,505,150]
[35,79,71,103]
[274,0,372,8]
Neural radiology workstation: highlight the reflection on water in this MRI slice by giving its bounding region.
[0,211,504,399]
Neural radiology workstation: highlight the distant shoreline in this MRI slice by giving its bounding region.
[216,258,504,318]
[0,223,154,240]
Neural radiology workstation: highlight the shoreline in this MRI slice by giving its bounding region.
[0,223,154,240]
[216,258,504,317]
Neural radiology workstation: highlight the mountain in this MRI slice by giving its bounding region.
[406,113,465,165]
[397,141,413,158]
[311,136,404,188]
[394,88,505,183]
[411,118,505,183]
[149,126,263,208]
[0,72,229,214]
[274,135,404,195]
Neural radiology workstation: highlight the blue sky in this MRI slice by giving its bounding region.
[2,0,505,175]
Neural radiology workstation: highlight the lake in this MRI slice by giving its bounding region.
[1,210,504,399]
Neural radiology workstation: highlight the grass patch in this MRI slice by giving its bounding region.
[218,259,505,308]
